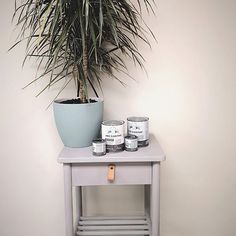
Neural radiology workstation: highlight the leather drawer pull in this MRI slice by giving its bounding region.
[107,164,115,182]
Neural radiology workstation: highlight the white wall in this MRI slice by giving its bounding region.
[1,0,236,236]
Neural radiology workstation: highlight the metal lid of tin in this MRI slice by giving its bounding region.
[93,138,106,143]
[127,117,149,122]
[102,120,125,126]
[125,135,138,140]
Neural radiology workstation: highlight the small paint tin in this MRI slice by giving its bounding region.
[92,138,106,156]
[127,117,149,147]
[102,120,125,152]
[125,135,138,152]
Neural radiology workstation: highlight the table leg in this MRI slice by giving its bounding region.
[145,185,150,217]
[64,164,74,236]
[151,163,160,236]
[75,186,82,223]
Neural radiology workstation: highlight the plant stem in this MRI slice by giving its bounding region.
[80,39,88,103]
[79,80,86,102]
[76,79,80,98]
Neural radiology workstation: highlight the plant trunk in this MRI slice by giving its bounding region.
[76,79,80,98]
[79,80,86,102]
[80,40,88,103]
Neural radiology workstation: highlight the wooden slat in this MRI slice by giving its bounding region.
[79,219,147,226]
[78,225,149,230]
[77,230,149,235]
[77,216,151,236]
[80,216,147,221]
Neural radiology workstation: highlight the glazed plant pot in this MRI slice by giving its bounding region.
[53,98,103,148]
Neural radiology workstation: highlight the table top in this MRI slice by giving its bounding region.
[58,135,165,164]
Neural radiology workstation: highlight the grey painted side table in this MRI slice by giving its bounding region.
[58,136,165,236]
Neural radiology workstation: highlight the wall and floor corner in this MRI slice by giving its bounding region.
[0,0,236,236]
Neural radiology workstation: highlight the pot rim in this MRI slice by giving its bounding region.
[53,97,103,105]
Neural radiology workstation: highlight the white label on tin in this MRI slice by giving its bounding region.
[93,143,105,153]
[102,125,124,145]
[125,139,138,149]
[127,121,149,141]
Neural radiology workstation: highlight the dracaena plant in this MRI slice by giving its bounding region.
[11,0,155,103]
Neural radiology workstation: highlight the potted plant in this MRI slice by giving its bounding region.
[10,0,155,148]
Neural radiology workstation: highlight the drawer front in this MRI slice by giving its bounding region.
[72,163,151,186]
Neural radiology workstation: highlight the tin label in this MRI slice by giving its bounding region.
[102,124,124,145]
[127,121,149,141]
[125,139,138,149]
[93,143,105,153]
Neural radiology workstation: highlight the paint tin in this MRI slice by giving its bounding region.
[127,117,149,147]
[102,120,125,152]
[125,135,138,152]
[92,138,106,156]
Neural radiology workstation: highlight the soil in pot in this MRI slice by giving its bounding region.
[60,98,97,104]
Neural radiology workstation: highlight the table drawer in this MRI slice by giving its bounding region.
[72,163,152,186]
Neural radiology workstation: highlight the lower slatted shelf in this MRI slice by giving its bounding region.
[77,216,150,236]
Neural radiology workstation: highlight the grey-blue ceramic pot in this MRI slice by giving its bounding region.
[53,98,103,148]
